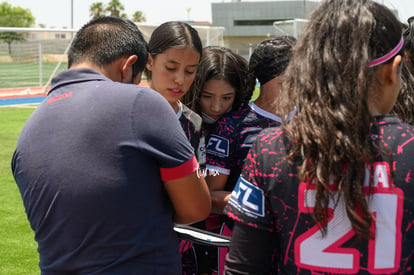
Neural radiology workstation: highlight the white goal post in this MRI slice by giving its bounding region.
[0,27,75,95]
[273,18,310,39]
[0,24,224,95]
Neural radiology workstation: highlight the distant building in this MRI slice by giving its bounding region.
[211,0,399,59]
[211,0,319,58]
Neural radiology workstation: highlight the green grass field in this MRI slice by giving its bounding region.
[0,61,67,89]
[0,85,260,274]
[0,61,66,275]
[0,106,38,274]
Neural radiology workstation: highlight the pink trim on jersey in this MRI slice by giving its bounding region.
[160,156,199,181]
[294,163,404,273]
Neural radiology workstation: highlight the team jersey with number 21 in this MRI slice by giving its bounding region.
[224,115,414,274]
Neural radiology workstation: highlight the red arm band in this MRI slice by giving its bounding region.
[160,156,199,181]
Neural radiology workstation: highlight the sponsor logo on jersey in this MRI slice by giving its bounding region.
[229,177,265,218]
[47,92,73,104]
[206,135,229,157]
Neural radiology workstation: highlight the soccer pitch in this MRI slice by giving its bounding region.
[0,106,38,274]
[0,86,260,274]
[0,60,67,89]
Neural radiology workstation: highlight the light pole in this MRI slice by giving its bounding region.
[71,0,74,38]
[186,7,192,22]
[303,0,306,18]
[71,0,74,29]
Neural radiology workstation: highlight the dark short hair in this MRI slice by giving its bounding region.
[68,16,149,78]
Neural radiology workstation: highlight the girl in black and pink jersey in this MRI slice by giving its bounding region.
[183,46,252,167]
[224,0,414,274]
[145,21,203,161]
[181,46,251,275]
[145,21,206,275]
[204,36,296,275]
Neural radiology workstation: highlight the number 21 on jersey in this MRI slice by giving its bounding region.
[295,162,404,274]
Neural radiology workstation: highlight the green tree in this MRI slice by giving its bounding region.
[89,1,146,24]
[89,2,105,20]
[105,0,124,18]
[132,11,146,23]
[0,2,35,54]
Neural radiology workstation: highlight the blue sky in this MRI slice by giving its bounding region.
[7,0,414,29]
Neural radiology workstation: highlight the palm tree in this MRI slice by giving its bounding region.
[105,0,125,18]
[89,2,105,20]
[132,11,146,23]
